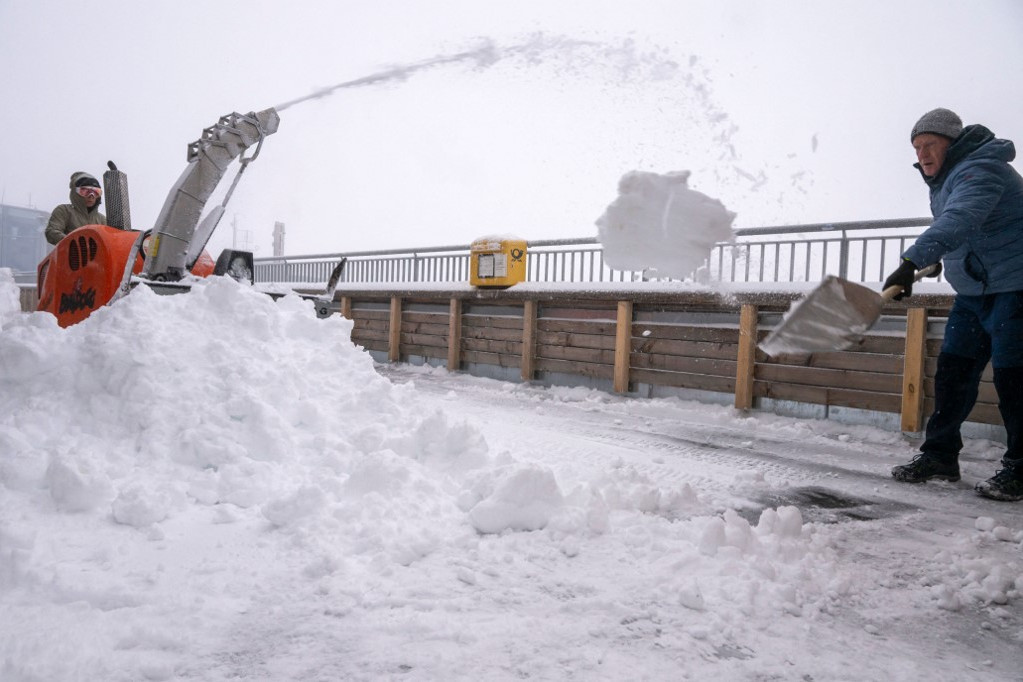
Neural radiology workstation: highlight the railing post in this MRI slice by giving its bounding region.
[735,304,757,409]
[901,307,928,432]
[447,298,462,371]
[838,229,849,280]
[613,301,633,393]
[388,296,402,363]
[521,300,537,381]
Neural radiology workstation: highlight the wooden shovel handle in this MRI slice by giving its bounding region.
[880,263,941,301]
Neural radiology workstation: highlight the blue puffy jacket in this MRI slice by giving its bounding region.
[903,125,1023,296]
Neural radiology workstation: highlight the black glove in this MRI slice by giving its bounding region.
[883,259,917,301]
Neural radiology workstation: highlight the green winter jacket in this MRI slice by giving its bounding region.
[44,172,107,245]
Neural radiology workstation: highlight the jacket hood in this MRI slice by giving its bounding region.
[915,124,1015,187]
[68,171,103,212]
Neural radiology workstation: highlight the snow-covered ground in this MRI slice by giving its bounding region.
[1,271,1021,681]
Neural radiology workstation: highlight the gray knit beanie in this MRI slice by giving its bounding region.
[910,108,963,142]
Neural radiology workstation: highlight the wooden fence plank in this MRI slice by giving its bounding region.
[350,309,390,321]
[754,381,902,413]
[462,315,524,330]
[766,350,905,375]
[536,357,614,380]
[631,337,738,361]
[735,304,757,409]
[400,332,448,349]
[401,320,450,336]
[901,308,928,432]
[521,300,537,381]
[351,328,390,343]
[538,344,616,365]
[463,326,524,342]
[388,297,402,362]
[630,368,734,394]
[632,323,739,343]
[630,353,738,378]
[403,343,447,360]
[463,337,523,355]
[448,298,462,371]
[614,301,633,393]
[755,363,902,394]
[403,310,453,324]
[631,326,741,345]
[536,330,617,351]
[463,349,521,369]
[537,319,618,336]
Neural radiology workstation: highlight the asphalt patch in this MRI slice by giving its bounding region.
[744,485,915,524]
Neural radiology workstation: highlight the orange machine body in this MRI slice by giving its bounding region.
[37,224,216,327]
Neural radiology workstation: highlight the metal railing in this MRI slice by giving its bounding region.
[254,217,934,286]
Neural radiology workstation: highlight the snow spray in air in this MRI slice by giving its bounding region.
[274,33,716,114]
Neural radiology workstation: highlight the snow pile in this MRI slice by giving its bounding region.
[0,268,19,328]
[595,170,735,280]
[2,279,1020,679]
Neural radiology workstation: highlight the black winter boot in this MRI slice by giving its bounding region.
[976,367,1023,501]
[975,462,1023,501]
[891,453,961,483]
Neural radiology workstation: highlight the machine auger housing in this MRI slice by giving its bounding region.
[36,109,343,327]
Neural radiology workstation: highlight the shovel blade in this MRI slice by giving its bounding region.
[760,276,884,356]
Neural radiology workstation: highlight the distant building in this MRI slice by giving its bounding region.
[1,203,50,278]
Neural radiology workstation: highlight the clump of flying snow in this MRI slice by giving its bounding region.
[595,170,735,280]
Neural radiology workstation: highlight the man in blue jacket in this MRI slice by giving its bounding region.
[886,108,1023,501]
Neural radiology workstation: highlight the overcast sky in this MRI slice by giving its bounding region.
[2,0,1021,257]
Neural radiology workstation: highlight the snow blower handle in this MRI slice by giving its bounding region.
[880,263,941,302]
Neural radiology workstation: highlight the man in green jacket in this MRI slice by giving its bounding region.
[44,172,107,245]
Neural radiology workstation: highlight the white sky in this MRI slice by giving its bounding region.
[2,0,1021,257]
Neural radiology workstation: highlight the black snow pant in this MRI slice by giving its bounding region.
[921,355,1023,468]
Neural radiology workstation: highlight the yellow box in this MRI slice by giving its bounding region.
[470,237,527,288]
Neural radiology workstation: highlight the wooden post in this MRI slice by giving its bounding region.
[447,298,462,371]
[735,304,757,409]
[521,300,537,381]
[613,300,633,393]
[901,307,928,432]
[340,296,352,320]
[388,296,402,363]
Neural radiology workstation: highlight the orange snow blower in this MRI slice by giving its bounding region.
[37,109,344,327]
[36,225,216,327]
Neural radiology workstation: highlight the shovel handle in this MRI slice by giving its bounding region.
[880,263,940,301]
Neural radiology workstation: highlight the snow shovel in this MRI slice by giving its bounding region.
[759,264,939,356]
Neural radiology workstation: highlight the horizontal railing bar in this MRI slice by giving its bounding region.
[254,217,932,265]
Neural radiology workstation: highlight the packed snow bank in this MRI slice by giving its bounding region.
[1,277,1019,680]
[595,170,735,280]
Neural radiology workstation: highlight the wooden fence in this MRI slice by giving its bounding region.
[336,285,1000,433]
[16,281,1000,433]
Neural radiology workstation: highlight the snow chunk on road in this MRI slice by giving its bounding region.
[464,464,565,533]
